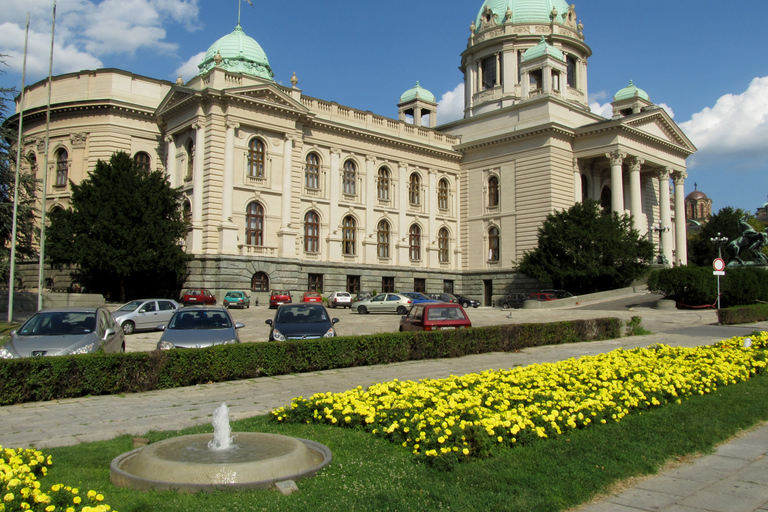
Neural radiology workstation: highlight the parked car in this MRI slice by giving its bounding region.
[454,294,481,308]
[156,306,243,350]
[354,291,373,302]
[540,289,575,299]
[498,293,529,310]
[181,289,216,306]
[0,307,125,358]
[113,298,180,334]
[223,291,252,309]
[301,291,323,303]
[265,303,339,341]
[400,292,439,304]
[528,292,557,301]
[399,303,472,332]
[269,290,292,309]
[352,293,413,315]
[427,292,458,303]
[328,291,353,308]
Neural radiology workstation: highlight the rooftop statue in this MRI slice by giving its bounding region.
[726,215,768,266]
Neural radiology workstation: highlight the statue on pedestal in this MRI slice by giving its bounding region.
[726,215,768,266]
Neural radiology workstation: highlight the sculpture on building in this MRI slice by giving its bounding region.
[726,215,768,266]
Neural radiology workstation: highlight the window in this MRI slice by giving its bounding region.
[530,69,542,90]
[342,215,356,255]
[346,275,360,294]
[409,173,420,205]
[414,278,426,293]
[438,179,449,210]
[377,220,390,258]
[248,139,265,178]
[443,280,454,294]
[55,149,68,186]
[251,271,269,292]
[343,160,356,195]
[482,55,497,90]
[186,139,194,179]
[305,153,320,189]
[308,273,323,292]
[134,152,151,173]
[409,224,421,261]
[382,276,395,293]
[183,200,192,225]
[567,55,577,88]
[377,167,390,201]
[438,227,450,263]
[488,176,499,207]
[304,211,319,253]
[27,152,37,175]
[488,226,500,261]
[246,202,264,245]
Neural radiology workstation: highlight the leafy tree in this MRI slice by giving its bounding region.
[686,207,747,267]
[518,199,655,294]
[46,151,190,301]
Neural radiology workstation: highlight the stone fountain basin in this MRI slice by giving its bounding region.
[110,432,332,493]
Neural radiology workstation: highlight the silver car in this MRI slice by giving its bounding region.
[0,307,125,358]
[113,298,180,335]
[157,306,244,350]
[352,293,414,315]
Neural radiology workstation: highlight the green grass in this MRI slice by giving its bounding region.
[35,372,768,512]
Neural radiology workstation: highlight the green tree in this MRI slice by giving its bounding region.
[686,207,746,267]
[46,151,190,301]
[518,199,655,294]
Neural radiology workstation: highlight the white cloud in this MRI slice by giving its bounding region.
[589,101,612,119]
[657,103,674,119]
[436,82,464,124]
[174,51,204,83]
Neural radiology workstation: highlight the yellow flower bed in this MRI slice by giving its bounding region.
[272,333,768,462]
[0,447,116,512]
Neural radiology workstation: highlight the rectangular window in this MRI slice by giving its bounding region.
[482,55,497,90]
[308,274,323,292]
[443,280,454,294]
[382,276,395,293]
[346,275,360,294]
[414,278,426,293]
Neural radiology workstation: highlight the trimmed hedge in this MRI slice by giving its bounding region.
[718,304,768,325]
[0,317,622,406]
[648,266,768,308]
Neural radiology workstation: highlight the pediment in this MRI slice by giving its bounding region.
[224,85,310,114]
[622,109,696,153]
[156,88,197,116]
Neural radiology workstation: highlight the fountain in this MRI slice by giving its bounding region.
[110,403,332,493]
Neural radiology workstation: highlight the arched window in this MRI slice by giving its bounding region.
[251,271,269,292]
[488,176,499,207]
[488,226,500,261]
[438,227,449,263]
[377,220,390,258]
[343,160,356,195]
[182,200,192,225]
[186,139,194,179]
[581,174,588,203]
[304,211,319,253]
[409,224,421,261]
[248,139,265,178]
[409,173,420,205]
[55,148,68,186]
[342,216,356,255]
[305,153,320,189]
[438,179,449,210]
[26,152,37,176]
[246,202,264,245]
[134,152,151,173]
[377,167,390,201]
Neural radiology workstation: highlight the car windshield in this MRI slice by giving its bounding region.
[18,311,97,336]
[276,305,328,323]
[225,292,241,298]
[116,301,143,312]
[168,310,231,330]
[426,307,466,321]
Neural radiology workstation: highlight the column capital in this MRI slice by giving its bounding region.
[164,134,174,144]
[606,150,627,165]
[658,167,671,180]
[628,157,644,172]
[225,120,240,130]
[191,121,203,131]
[365,154,376,163]
[330,147,342,156]
[673,170,688,185]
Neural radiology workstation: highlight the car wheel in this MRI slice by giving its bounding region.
[396,306,407,315]
[121,321,135,335]
[357,305,368,314]
[462,301,470,308]
[502,302,510,310]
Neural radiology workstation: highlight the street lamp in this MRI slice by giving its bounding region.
[710,232,728,259]
[651,222,671,265]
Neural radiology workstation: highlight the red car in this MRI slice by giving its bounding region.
[269,290,292,309]
[181,289,216,306]
[301,291,323,303]
[399,302,472,332]
[528,292,556,301]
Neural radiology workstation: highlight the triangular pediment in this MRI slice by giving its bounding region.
[223,84,310,114]
[621,109,697,153]
[156,88,197,117]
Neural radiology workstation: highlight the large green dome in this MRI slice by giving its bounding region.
[198,25,274,81]
[475,0,572,28]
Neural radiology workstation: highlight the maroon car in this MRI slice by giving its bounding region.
[269,290,292,309]
[399,302,471,332]
[181,289,216,306]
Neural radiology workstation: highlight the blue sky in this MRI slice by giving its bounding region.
[1,0,766,215]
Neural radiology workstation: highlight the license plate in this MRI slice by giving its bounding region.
[440,326,456,330]
[189,297,197,301]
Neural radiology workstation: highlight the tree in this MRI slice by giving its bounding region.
[518,199,655,294]
[686,207,746,267]
[46,151,190,301]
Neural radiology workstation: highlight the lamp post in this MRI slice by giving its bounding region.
[710,232,729,310]
[651,222,671,265]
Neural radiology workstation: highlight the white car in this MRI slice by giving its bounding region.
[328,291,353,309]
[113,299,180,335]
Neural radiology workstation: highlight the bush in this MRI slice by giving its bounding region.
[718,304,768,325]
[649,266,768,308]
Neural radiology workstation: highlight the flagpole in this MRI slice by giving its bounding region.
[8,13,30,323]
[38,0,56,311]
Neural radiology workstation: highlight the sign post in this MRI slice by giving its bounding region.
[713,258,725,310]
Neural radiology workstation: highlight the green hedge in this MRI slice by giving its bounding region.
[648,266,768,308]
[0,318,622,406]
[718,304,768,325]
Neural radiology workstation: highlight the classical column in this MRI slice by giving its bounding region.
[606,150,626,214]
[573,158,582,203]
[190,120,205,253]
[495,52,501,87]
[164,135,176,187]
[673,171,688,265]
[427,169,438,267]
[328,148,342,260]
[364,155,376,263]
[278,134,296,257]
[218,120,239,254]
[628,156,644,232]
[397,163,408,264]
[658,168,673,264]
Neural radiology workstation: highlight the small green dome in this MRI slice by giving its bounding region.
[475,0,571,28]
[614,80,650,102]
[522,36,565,61]
[198,25,274,81]
[400,82,436,104]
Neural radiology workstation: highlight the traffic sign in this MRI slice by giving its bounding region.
[713,271,725,276]
[713,258,725,272]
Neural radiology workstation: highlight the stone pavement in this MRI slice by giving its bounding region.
[3,292,768,511]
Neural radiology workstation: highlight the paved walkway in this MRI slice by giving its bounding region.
[2,294,768,511]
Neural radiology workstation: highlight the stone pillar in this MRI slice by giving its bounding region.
[628,157,644,232]
[364,155,376,263]
[465,60,475,115]
[495,53,501,87]
[190,120,205,253]
[414,108,421,128]
[427,169,438,267]
[397,163,408,264]
[164,135,176,187]
[328,148,342,260]
[278,134,296,257]
[658,168,673,264]
[218,120,239,254]
[673,171,688,265]
[573,159,582,203]
[606,150,626,214]
[502,44,516,95]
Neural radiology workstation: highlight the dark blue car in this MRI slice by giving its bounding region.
[400,292,439,305]
[265,303,339,341]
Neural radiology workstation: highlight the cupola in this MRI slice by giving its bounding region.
[198,25,274,81]
[398,82,438,127]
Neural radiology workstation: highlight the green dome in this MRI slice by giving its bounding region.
[198,25,274,81]
[400,82,436,104]
[475,0,572,28]
[522,36,565,61]
[614,80,650,102]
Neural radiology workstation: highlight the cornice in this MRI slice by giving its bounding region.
[454,122,574,152]
[8,99,157,127]
[575,119,695,157]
